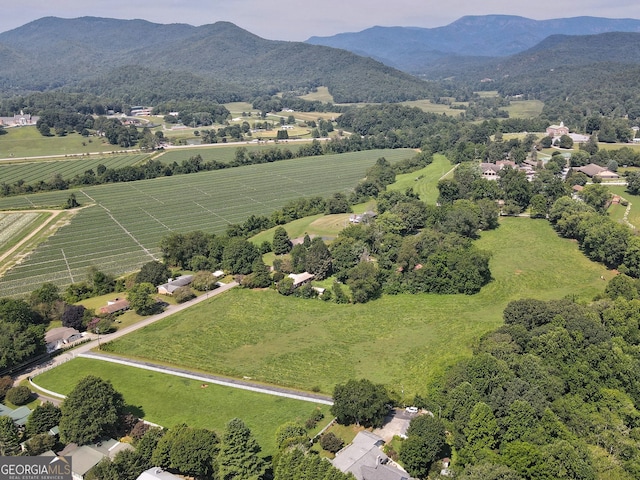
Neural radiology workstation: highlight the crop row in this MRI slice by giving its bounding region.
[0,212,40,246]
[156,142,305,165]
[0,149,414,296]
[0,154,149,185]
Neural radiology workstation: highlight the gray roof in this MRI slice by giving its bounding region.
[69,446,105,476]
[332,431,388,480]
[137,467,183,480]
[158,275,193,293]
[8,406,32,426]
[361,464,411,480]
[45,327,81,344]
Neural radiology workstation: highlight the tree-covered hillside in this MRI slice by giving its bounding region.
[0,17,438,103]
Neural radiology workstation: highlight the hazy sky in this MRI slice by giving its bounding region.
[4,1,640,41]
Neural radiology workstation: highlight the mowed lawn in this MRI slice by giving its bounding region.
[33,358,330,456]
[0,126,122,157]
[98,217,610,399]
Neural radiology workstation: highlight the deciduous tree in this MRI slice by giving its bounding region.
[59,375,125,445]
[331,379,390,428]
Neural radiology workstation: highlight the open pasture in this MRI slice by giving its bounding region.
[0,149,415,296]
[33,357,330,456]
[99,218,611,398]
[299,87,335,103]
[0,153,149,185]
[388,154,453,204]
[0,126,120,158]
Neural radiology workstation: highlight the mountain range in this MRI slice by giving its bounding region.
[2,15,640,104]
[0,17,435,103]
[306,15,640,74]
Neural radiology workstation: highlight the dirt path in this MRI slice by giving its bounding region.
[0,209,67,272]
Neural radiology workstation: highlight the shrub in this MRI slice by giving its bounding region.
[0,376,13,401]
[320,432,344,453]
[174,286,196,303]
[6,386,32,406]
[130,421,151,440]
[305,409,325,429]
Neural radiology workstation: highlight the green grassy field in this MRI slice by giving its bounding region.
[607,185,638,228]
[94,217,610,400]
[400,100,465,117]
[299,87,335,103]
[504,100,545,118]
[0,153,150,185]
[0,149,415,296]
[388,154,453,204]
[155,143,306,165]
[0,126,125,157]
[32,357,330,455]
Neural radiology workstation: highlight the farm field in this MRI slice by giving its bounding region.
[0,153,150,185]
[98,217,611,399]
[155,143,306,165]
[0,211,51,259]
[33,357,330,456]
[0,149,415,296]
[0,126,122,157]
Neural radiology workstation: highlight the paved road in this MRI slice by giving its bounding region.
[75,352,333,405]
[16,281,238,384]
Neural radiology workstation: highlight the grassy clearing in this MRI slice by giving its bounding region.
[0,149,415,296]
[98,218,610,399]
[300,87,335,103]
[0,126,123,157]
[32,357,331,456]
[388,154,453,204]
[504,100,545,118]
[400,100,465,117]
[607,185,639,228]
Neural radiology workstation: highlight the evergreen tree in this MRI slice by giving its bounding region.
[0,416,20,456]
[218,418,266,480]
[26,401,61,435]
[272,227,292,255]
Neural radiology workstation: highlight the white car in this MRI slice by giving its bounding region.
[405,406,418,414]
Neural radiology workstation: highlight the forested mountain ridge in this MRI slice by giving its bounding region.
[0,16,437,103]
[306,15,640,73]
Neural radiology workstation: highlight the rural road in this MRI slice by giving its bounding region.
[73,352,333,405]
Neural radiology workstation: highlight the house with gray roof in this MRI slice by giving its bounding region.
[332,431,413,480]
[157,275,194,295]
[0,404,32,427]
[57,438,132,480]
